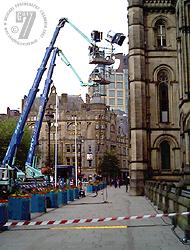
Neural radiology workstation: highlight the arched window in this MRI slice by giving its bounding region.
[155,19,166,48]
[160,141,170,170]
[158,70,169,123]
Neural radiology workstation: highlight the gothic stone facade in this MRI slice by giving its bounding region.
[128,0,182,195]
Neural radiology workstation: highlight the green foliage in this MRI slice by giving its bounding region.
[98,150,120,179]
[0,118,32,170]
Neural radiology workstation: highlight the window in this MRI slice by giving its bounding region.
[72,157,75,165]
[158,70,169,123]
[71,144,75,152]
[117,82,123,89]
[109,82,115,89]
[109,98,115,105]
[100,85,104,93]
[155,19,166,48]
[117,99,123,105]
[116,74,123,81]
[109,75,115,82]
[109,90,115,97]
[66,157,70,165]
[88,160,92,168]
[117,91,123,97]
[66,144,70,153]
[160,141,170,170]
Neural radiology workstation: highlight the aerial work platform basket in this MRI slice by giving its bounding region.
[88,46,115,65]
[88,65,113,85]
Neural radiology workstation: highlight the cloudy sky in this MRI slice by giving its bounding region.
[0,0,128,113]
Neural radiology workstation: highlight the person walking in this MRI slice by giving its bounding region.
[125,176,130,192]
[114,179,118,188]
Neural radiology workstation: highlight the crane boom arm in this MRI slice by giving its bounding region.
[58,50,96,87]
[25,48,59,177]
[58,50,87,86]
[64,18,93,45]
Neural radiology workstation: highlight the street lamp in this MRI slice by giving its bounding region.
[45,107,54,184]
[74,116,78,186]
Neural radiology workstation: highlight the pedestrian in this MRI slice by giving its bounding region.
[125,176,130,192]
[114,179,118,188]
[117,179,120,188]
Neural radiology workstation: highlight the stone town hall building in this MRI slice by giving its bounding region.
[128,0,190,195]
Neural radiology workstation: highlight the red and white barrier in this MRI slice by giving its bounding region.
[4,211,190,227]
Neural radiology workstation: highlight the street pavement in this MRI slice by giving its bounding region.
[0,185,190,250]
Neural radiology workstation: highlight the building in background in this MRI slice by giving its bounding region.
[104,53,128,113]
[0,107,20,121]
[27,85,128,179]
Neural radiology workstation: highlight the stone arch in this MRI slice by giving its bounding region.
[153,64,175,83]
[151,15,170,28]
[153,134,179,149]
[152,134,180,172]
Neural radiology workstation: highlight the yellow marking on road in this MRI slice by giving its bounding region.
[51,225,128,230]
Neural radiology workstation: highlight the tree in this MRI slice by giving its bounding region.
[0,118,32,170]
[98,150,120,181]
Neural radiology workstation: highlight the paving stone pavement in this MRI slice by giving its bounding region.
[0,185,190,250]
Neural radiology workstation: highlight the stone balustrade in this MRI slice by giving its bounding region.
[145,180,190,239]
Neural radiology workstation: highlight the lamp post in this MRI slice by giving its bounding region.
[74,116,78,186]
[79,142,82,175]
[78,136,84,176]
[45,107,54,184]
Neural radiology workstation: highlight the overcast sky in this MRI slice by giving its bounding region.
[0,0,128,113]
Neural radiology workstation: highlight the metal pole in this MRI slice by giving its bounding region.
[74,116,78,186]
[48,121,51,184]
[54,94,58,187]
[80,142,82,175]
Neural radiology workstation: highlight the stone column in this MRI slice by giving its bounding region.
[128,0,147,195]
